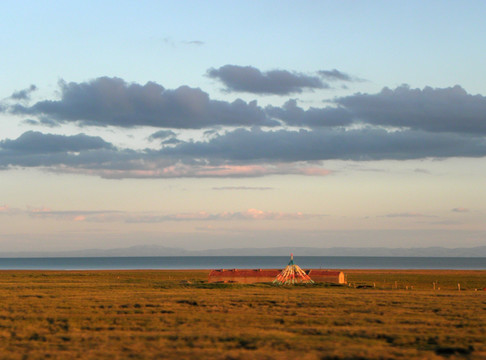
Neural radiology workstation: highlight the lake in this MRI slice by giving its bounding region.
[0,256,484,270]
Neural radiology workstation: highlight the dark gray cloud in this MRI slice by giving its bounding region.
[148,130,182,145]
[338,85,486,134]
[8,79,485,135]
[162,137,182,145]
[0,145,140,171]
[10,77,275,128]
[3,78,486,179]
[266,99,352,127]
[0,131,132,171]
[149,130,176,141]
[452,207,469,213]
[10,85,37,100]
[0,131,113,153]
[318,69,355,82]
[161,127,486,162]
[21,117,60,127]
[207,65,327,95]
[22,119,40,126]
[1,127,485,178]
[7,76,485,135]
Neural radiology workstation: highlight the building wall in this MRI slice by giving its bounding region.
[307,270,346,284]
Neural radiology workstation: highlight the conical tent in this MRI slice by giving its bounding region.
[273,254,314,285]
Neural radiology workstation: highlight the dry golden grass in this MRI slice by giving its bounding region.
[0,270,484,359]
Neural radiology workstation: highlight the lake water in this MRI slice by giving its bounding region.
[0,256,484,270]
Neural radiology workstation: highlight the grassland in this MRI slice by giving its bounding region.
[0,270,484,359]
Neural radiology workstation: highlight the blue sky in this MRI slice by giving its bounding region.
[0,1,485,252]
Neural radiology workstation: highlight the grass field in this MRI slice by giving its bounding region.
[0,270,484,359]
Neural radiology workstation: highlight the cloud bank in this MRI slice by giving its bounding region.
[1,127,484,178]
[24,207,317,223]
[5,78,486,134]
[10,77,275,129]
[2,74,486,179]
[338,85,486,134]
[0,131,113,153]
[161,127,486,162]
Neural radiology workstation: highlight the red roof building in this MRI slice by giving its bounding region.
[208,269,345,284]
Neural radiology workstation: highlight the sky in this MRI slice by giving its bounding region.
[1,1,485,252]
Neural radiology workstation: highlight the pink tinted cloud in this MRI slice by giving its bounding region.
[21,206,321,223]
[452,207,469,213]
[53,163,332,179]
[299,167,332,176]
[125,209,321,223]
[0,205,24,215]
[235,209,308,220]
[196,165,268,177]
[28,208,120,221]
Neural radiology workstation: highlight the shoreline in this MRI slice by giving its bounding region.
[1,256,484,271]
[0,268,485,271]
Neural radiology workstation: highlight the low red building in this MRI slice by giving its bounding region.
[208,269,346,284]
[306,269,346,284]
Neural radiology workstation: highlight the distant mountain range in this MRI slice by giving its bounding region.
[1,245,485,258]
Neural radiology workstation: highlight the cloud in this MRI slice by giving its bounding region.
[212,186,273,191]
[207,65,327,95]
[0,130,333,177]
[10,77,275,129]
[21,117,60,127]
[162,37,205,47]
[382,212,435,218]
[318,69,358,82]
[24,207,318,223]
[10,85,37,100]
[7,79,486,135]
[266,99,352,127]
[0,131,141,171]
[66,163,331,179]
[452,207,469,213]
[0,205,22,215]
[148,130,176,141]
[3,81,486,179]
[1,126,486,179]
[162,137,183,145]
[161,127,486,163]
[0,131,113,154]
[122,208,320,223]
[337,85,486,134]
[27,208,123,222]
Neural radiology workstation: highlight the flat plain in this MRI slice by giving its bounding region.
[0,269,484,360]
